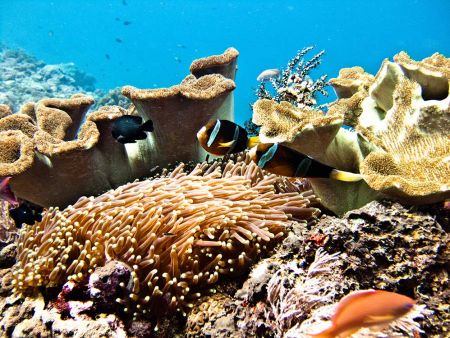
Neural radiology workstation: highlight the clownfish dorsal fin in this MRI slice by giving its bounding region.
[207,120,221,147]
[247,135,260,148]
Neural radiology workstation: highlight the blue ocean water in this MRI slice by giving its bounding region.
[0,0,449,125]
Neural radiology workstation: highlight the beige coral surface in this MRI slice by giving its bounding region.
[0,48,239,208]
[252,52,450,214]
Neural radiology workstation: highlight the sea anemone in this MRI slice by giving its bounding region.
[12,154,319,319]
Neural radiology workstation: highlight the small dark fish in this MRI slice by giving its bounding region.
[112,115,153,144]
[174,56,182,63]
[9,203,43,228]
[176,44,186,49]
[122,0,127,5]
[123,21,132,25]
[248,143,363,182]
[0,177,18,206]
[197,120,260,156]
[115,38,123,43]
[115,17,121,21]
[105,54,110,60]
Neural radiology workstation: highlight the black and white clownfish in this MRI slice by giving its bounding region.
[249,143,363,182]
[196,119,260,156]
[112,115,154,144]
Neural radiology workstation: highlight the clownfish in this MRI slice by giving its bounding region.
[112,115,153,144]
[310,289,416,338]
[248,143,363,182]
[196,119,260,156]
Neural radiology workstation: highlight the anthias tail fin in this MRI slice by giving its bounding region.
[330,169,363,182]
[247,136,260,148]
[308,325,336,338]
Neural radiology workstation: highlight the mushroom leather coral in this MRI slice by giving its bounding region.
[0,48,239,208]
[190,47,239,80]
[122,48,238,168]
[122,73,235,168]
[252,52,450,214]
[12,156,319,319]
[0,95,147,207]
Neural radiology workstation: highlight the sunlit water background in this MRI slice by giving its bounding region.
[1,0,449,124]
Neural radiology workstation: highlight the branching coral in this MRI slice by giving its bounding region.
[0,48,239,208]
[265,249,428,338]
[255,46,329,108]
[12,154,319,320]
[252,52,450,214]
[266,249,342,337]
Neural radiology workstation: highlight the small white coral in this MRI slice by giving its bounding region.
[266,249,342,337]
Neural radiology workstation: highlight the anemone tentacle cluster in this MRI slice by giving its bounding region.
[12,155,319,319]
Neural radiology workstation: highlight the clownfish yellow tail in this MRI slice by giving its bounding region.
[247,135,260,148]
[330,169,364,182]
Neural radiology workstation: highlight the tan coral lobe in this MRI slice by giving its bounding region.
[122,74,236,167]
[190,47,239,80]
[252,52,450,213]
[12,155,319,318]
[0,48,239,208]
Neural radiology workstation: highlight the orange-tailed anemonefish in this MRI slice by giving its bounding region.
[197,119,363,182]
[309,289,416,338]
[196,119,261,156]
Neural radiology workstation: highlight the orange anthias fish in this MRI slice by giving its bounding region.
[310,290,416,338]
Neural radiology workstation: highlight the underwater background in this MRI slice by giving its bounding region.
[1,0,449,125]
[1,1,450,337]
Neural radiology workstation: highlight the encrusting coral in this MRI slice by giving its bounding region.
[12,154,319,320]
[252,52,450,215]
[0,48,239,208]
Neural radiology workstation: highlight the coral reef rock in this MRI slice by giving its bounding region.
[253,52,450,215]
[0,45,101,113]
[185,200,448,337]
